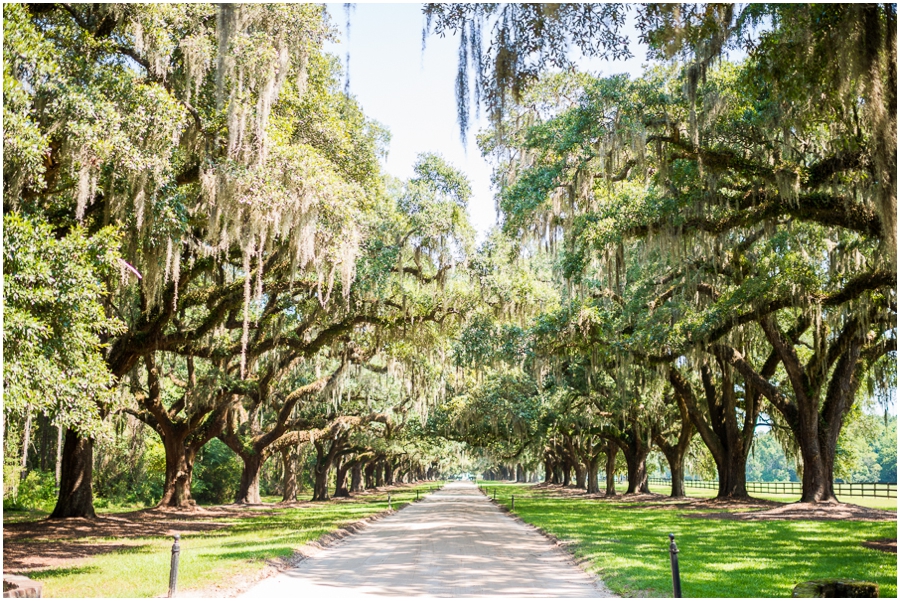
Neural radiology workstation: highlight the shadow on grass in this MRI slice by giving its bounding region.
[3,542,154,572]
[26,565,101,580]
[208,546,298,562]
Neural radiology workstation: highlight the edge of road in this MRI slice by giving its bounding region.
[207,486,442,598]
[477,486,618,598]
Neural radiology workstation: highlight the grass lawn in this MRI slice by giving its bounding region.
[4,483,443,598]
[478,482,897,598]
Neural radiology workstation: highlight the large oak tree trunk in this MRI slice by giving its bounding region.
[670,363,754,501]
[384,459,395,486]
[667,454,686,498]
[312,442,335,502]
[717,442,749,498]
[574,462,586,490]
[235,452,264,504]
[623,445,650,494]
[615,424,652,495]
[365,461,377,489]
[312,462,331,501]
[586,455,601,494]
[281,448,298,502]
[374,460,384,487]
[49,429,96,519]
[552,463,563,484]
[605,442,618,496]
[334,458,350,498]
[350,464,363,493]
[654,395,694,498]
[158,434,198,508]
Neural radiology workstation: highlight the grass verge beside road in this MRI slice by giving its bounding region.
[3,483,443,598]
[478,482,897,598]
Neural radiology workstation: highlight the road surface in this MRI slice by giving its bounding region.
[240,481,612,598]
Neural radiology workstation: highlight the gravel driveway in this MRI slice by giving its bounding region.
[240,481,614,598]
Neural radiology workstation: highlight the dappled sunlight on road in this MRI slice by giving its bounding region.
[240,482,612,598]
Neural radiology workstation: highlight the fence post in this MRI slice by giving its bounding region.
[388,494,392,511]
[669,534,682,598]
[168,534,181,598]
[511,495,515,510]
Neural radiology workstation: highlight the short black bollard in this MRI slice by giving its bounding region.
[493,488,496,500]
[669,533,682,598]
[416,490,419,501]
[168,534,180,598]
[388,494,392,511]
[511,495,515,510]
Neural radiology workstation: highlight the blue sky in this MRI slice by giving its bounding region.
[323,3,649,240]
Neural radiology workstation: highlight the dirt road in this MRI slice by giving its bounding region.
[240,481,612,598]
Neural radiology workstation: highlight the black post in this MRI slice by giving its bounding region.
[416,489,419,501]
[669,533,682,598]
[511,495,515,510]
[388,494,392,511]
[168,534,181,598]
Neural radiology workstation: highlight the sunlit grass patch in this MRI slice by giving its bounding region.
[6,483,442,598]
[481,482,897,598]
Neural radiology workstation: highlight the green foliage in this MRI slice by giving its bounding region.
[3,212,123,436]
[3,470,57,512]
[93,421,164,506]
[193,438,243,505]
[746,431,800,483]
[835,412,897,484]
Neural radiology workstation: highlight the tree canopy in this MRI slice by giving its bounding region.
[3,3,895,517]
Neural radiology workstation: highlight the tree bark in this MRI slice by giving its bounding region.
[312,460,331,501]
[561,458,572,486]
[20,407,32,478]
[586,455,601,494]
[669,362,755,500]
[364,460,377,489]
[573,461,586,489]
[281,448,297,502]
[622,443,650,494]
[374,460,384,487]
[55,424,63,486]
[552,463,563,484]
[158,432,198,508]
[334,457,351,498]
[610,420,652,495]
[235,452,264,504]
[384,458,395,486]
[312,443,332,502]
[605,441,618,496]
[49,429,96,519]
[350,464,363,493]
[653,394,694,498]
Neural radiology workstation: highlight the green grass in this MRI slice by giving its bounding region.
[478,482,897,598]
[6,483,443,598]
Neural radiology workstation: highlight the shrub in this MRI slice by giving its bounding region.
[9,470,57,512]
